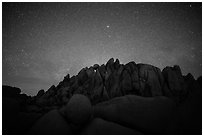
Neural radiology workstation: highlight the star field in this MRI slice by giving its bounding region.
[2,2,202,95]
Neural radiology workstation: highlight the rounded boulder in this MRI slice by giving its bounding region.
[63,94,93,125]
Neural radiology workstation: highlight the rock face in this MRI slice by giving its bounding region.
[2,58,202,135]
[81,118,142,135]
[93,95,176,134]
[2,86,21,98]
[29,110,72,135]
[37,89,45,97]
[60,94,93,126]
[162,65,188,102]
[2,86,41,134]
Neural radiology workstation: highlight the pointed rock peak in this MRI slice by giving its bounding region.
[114,58,120,69]
[173,65,182,75]
[115,58,120,64]
[106,58,114,65]
[63,74,70,82]
[173,65,181,71]
[185,73,195,81]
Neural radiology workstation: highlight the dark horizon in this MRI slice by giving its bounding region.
[2,2,202,96]
[2,57,202,96]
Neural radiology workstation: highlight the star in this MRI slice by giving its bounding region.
[191,47,195,50]
[189,30,194,34]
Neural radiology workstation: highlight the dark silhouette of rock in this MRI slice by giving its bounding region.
[2,97,20,134]
[64,73,70,81]
[93,95,176,134]
[59,87,70,104]
[131,68,140,94]
[81,118,143,135]
[18,112,42,134]
[77,68,88,86]
[91,69,104,104]
[184,73,195,81]
[106,58,114,68]
[138,64,163,97]
[3,85,21,98]
[121,69,132,94]
[114,58,120,70]
[2,96,42,134]
[29,109,72,135]
[2,58,202,135]
[93,64,99,70]
[106,65,123,98]
[37,89,45,97]
[98,64,106,81]
[60,94,93,126]
[197,76,202,84]
[162,65,188,103]
[101,86,110,101]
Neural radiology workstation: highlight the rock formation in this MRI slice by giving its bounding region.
[2,58,202,135]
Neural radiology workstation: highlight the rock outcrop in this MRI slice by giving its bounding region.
[81,118,142,135]
[2,58,202,135]
[93,95,176,134]
[29,109,72,135]
[60,94,93,127]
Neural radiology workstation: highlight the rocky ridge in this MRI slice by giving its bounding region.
[34,58,200,107]
[2,58,202,134]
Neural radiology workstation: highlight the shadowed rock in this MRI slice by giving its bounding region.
[121,69,132,95]
[60,94,93,126]
[3,85,21,98]
[37,89,45,97]
[162,65,188,102]
[2,58,202,135]
[93,64,99,70]
[93,95,176,134]
[29,109,72,135]
[137,64,163,97]
[81,118,143,135]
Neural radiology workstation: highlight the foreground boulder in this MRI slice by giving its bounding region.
[2,97,20,134]
[60,94,93,126]
[2,97,42,134]
[81,118,143,135]
[29,109,72,135]
[93,95,176,134]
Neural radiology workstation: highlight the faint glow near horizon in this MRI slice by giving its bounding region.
[2,3,202,95]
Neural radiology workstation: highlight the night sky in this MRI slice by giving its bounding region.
[2,2,202,96]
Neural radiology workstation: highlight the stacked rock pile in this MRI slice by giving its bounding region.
[2,58,202,135]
